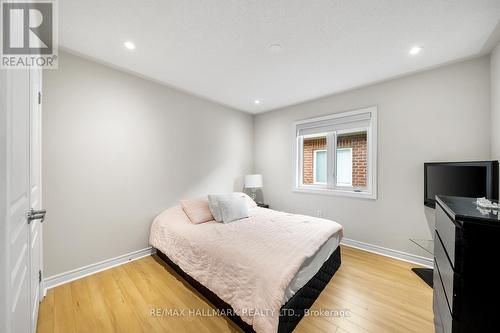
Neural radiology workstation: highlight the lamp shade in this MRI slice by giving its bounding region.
[244,174,263,188]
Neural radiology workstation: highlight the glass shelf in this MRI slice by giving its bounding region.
[410,239,433,256]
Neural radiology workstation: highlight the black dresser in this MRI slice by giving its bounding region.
[434,195,500,333]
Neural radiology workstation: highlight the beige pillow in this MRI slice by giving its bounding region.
[180,199,214,224]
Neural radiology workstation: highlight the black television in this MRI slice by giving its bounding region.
[424,161,499,208]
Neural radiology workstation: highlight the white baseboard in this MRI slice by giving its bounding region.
[341,238,434,268]
[42,240,432,296]
[42,247,155,296]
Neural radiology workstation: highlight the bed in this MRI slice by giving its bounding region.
[149,203,343,333]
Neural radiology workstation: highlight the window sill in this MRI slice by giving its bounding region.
[293,186,377,200]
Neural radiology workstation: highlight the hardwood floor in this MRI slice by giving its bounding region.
[37,246,434,333]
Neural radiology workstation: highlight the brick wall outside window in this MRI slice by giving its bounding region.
[337,133,367,187]
[302,133,367,187]
[303,138,326,184]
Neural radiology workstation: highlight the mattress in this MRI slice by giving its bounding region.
[156,246,342,333]
[282,232,341,304]
[149,205,343,333]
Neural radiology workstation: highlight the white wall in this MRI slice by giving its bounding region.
[491,43,500,167]
[254,56,491,258]
[42,52,253,277]
[43,51,494,274]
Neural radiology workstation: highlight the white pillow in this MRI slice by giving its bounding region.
[218,196,249,223]
[208,192,256,222]
[235,192,258,208]
[207,194,226,222]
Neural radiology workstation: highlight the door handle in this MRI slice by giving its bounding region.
[27,208,46,224]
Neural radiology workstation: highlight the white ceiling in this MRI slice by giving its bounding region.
[60,0,500,113]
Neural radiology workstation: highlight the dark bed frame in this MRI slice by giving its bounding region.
[155,246,341,333]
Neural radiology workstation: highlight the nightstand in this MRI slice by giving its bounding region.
[257,203,269,208]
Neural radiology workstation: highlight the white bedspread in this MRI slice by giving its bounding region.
[149,206,343,333]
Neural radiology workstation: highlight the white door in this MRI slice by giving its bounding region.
[2,67,43,333]
[5,69,31,333]
[29,68,43,333]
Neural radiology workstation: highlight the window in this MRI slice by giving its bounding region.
[293,106,377,199]
[302,134,327,185]
[313,149,327,184]
[336,148,352,186]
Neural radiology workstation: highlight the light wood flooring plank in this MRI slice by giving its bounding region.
[37,246,434,333]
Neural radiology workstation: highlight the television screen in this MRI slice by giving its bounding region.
[424,161,498,208]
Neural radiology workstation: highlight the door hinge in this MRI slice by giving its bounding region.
[39,270,42,283]
[38,92,41,105]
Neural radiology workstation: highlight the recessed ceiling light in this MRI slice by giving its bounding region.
[409,46,422,55]
[269,43,282,54]
[124,41,136,50]
[254,99,261,105]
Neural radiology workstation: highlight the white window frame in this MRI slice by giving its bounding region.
[313,149,327,184]
[292,106,377,199]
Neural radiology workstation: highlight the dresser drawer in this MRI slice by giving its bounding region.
[433,294,444,333]
[434,261,453,333]
[435,233,455,313]
[436,204,456,267]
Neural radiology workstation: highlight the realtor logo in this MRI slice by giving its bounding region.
[1,0,58,69]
